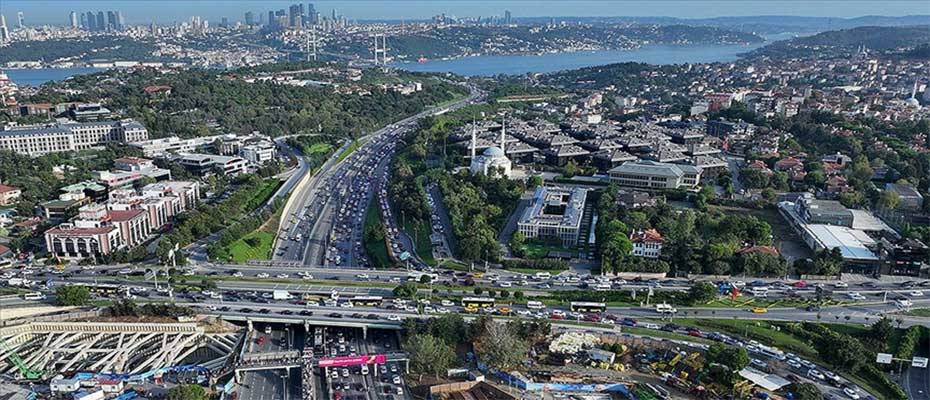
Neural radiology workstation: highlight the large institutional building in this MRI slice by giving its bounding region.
[44,180,200,258]
[517,186,588,246]
[0,119,148,156]
[607,160,702,190]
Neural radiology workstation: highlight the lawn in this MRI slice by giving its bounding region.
[402,219,436,266]
[227,231,275,263]
[336,138,365,163]
[522,242,576,259]
[363,196,392,268]
[307,142,333,156]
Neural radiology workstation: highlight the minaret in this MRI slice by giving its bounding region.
[500,116,506,153]
[912,80,918,99]
[470,119,477,159]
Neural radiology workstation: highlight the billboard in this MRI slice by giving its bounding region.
[318,354,387,368]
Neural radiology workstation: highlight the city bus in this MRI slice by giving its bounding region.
[526,300,546,310]
[73,282,121,296]
[461,297,495,310]
[23,292,46,301]
[570,302,607,313]
[350,296,383,307]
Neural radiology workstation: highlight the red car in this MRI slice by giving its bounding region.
[583,313,602,322]
[793,280,808,288]
[256,336,265,345]
[687,329,704,338]
[550,314,565,320]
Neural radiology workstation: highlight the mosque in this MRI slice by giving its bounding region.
[469,118,512,178]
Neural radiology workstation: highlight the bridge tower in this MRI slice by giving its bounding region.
[372,33,387,65]
[305,28,319,61]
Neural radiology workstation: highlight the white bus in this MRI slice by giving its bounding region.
[534,272,551,280]
[570,302,607,313]
[350,296,383,307]
[526,301,546,310]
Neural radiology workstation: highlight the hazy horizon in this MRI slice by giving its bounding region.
[3,0,929,25]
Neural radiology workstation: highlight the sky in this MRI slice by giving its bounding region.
[3,0,929,25]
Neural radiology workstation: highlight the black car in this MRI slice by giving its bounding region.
[280,310,293,315]
[239,308,253,313]
[328,312,343,318]
[219,306,230,312]
[365,313,379,320]
[661,324,680,332]
[351,313,363,319]
[299,310,314,316]
[259,308,271,314]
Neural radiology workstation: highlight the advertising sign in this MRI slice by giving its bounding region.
[318,354,386,368]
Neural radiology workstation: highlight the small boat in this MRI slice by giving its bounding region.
[417,57,429,63]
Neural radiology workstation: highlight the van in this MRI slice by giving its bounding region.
[23,292,46,301]
[534,272,551,280]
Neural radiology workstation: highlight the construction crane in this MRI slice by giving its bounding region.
[0,336,43,380]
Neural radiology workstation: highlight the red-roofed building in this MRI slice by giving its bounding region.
[44,224,121,258]
[630,229,664,258]
[0,183,21,205]
[143,85,172,95]
[108,209,150,248]
[774,157,803,172]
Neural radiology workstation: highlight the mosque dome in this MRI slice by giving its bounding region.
[483,146,505,157]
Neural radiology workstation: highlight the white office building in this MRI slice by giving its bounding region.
[517,186,588,246]
[607,160,701,190]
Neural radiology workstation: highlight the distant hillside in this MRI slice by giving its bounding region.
[745,25,930,59]
[514,15,930,34]
[327,24,763,61]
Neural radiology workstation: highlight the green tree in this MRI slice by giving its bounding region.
[876,190,900,210]
[786,382,822,400]
[167,384,207,400]
[392,282,418,299]
[55,286,91,306]
[816,331,867,372]
[404,334,457,377]
[706,343,749,372]
[686,282,717,305]
[472,319,529,371]
[869,318,894,347]
[429,313,467,345]
[419,274,433,284]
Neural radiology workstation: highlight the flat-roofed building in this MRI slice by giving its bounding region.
[0,119,148,156]
[176,153,249,176]
[517,186,588,246]
[608,160,701,190]
[884,183,924,212]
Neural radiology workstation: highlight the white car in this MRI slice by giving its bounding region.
[808,369,825,381]
[843,387,860,399]
[386,315,402,321]
[256,273,270,278]
[276,273,289,279]
[440,300,454,307]
[834,281,849,288]
[356,273,370,280]
[302,274,314,280]
[499,281,512,288]
[232,272,243,277]
[392,375,401,384]
[909,290,924,297]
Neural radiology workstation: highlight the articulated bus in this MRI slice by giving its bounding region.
[569,302,607,313]
[461,297,495,311]
[350,296,384,307]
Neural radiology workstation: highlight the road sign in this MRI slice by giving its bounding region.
[913,357,928,368]
[876,353,893,364]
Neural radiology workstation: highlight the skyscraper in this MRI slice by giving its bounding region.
[116,11,124,30]
[86,11,96,31]
[16,12,24,29]
[331,9,336,21]
[107,11,117,31]
[267,11,275,28]
[69,11,78,28]
[80,13,87,29]
[96,11,105,32]
[504,10,512,25]
[307,3,317,24]
[245,11,254,26]
[289,4,300,28]
[0,15,9,43]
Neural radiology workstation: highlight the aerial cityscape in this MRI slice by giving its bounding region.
[0,1,928,400]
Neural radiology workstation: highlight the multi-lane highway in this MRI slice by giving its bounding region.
[272,83,486,268]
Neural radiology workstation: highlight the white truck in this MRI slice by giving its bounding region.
[655,303,677,314]
[273,290,294,300]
